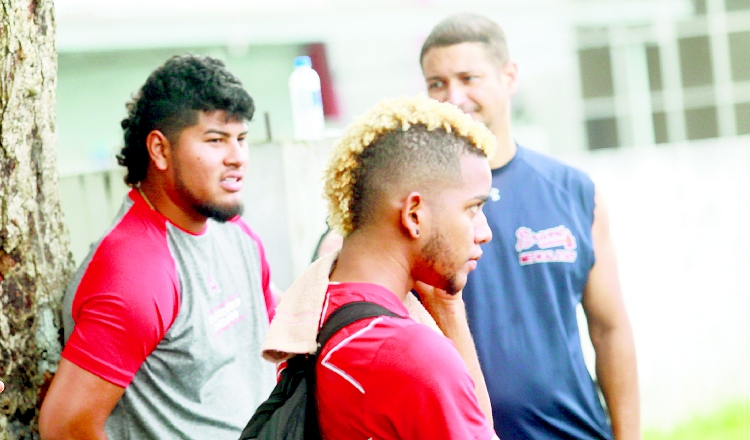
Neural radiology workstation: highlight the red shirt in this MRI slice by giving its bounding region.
[316,282,495,440]
[62,189,275,387]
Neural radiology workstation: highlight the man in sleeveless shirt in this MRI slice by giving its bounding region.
[40,55,278,439]
[315,96,499,440]
[420,13,641,439]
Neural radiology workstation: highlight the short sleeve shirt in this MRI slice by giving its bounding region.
[316,282,495,440]
[61,189,277,439]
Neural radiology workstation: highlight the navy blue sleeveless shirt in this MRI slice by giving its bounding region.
[463,145,613,439]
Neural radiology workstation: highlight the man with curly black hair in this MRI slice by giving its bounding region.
[40,54,278,439]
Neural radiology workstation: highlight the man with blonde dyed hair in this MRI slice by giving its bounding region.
[421,12,640,440]
[315,95,499,440]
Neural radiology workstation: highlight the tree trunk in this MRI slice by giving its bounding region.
[0,0,73,438]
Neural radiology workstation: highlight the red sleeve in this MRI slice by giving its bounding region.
[231,217,276,322]
[62,216,180,388]
[366,325,495,440]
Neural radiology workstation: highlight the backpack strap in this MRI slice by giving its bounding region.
[316,301,402,351]
[304,301,403,439]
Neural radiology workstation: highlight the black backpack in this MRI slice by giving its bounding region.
[239,301,401,440]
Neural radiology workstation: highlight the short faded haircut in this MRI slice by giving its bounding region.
[420,13,510,67]
[323,95,496,236]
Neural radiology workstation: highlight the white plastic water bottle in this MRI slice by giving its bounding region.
[289,56,325,140]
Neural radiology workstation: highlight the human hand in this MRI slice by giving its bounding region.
[412,281,466,328]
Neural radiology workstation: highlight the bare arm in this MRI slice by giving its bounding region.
[582,189,640,440]
[39,358,125,440]
[413,282,494,428]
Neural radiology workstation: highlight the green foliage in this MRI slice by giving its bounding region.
[644,401,750,440]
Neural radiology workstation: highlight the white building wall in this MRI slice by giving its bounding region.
[559,136,750,429]
[55,0,692,162]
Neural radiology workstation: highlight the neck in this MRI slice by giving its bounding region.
[138,180,208,234]
[329,229,413,302]
[488,126,516,170]
[137,186,156,211]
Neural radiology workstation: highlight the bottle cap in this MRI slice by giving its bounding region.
[293,56,312,68]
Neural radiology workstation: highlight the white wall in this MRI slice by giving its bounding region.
[55,0,692,158]
[57,45,300,176]
[240,139,333,290]
[559,136,750,429]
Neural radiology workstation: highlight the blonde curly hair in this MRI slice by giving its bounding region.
[323,95,496,236]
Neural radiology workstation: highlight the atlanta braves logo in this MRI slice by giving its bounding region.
[515,225,578,265]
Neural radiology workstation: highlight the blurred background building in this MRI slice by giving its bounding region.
[53,0,749,435]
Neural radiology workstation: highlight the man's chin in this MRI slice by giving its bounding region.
[194,202,243,222]
[441,275,465,296]
[450,271,470,294]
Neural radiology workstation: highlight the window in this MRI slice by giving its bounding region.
[693,0,707,15]
[586,118,619,149]
[736,102,750,135]
[685,106,719,140]
[653,112,669,144]
[725,0,750,11]
[646,45,664,91]
[579,47,615,98]
[679,36,714,87]
[578,6,750,149]
[728,31,750,82]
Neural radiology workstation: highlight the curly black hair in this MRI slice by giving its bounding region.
[117,54,255,186]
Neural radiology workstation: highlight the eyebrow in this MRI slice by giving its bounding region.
[204,129,248,136]
[473,195,490,204]
[426,69,476,81]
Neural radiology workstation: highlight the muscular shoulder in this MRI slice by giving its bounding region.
[66,204,178,336]
[517,146,595,214]
[363,322,492,438]
[63,207,180,386]
[80,208,176,294]
[322,317,457,378]
[519,147,592,188]
[373,321,466,383]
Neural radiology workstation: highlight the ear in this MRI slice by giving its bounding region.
[502,60,519,96]
[145,130,172,172]
[400,191,427,240]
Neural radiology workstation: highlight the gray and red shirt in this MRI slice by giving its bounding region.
[62,189,277,439]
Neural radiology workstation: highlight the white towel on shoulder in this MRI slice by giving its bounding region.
[261,250,442,363]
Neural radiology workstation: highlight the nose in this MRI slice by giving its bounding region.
[225,138,248,168]
[446,82,468,107]
[475,210,492,245]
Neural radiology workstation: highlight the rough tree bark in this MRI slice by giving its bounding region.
[0,0,73,438]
